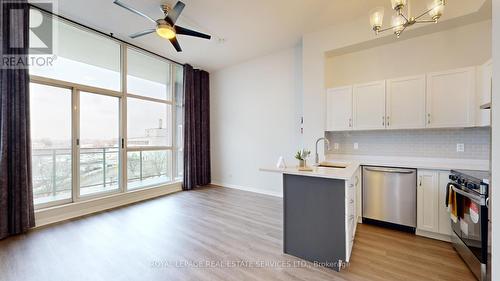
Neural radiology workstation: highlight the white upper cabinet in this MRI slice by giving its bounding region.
[326,66,480,131]
[386,75,426,129]
[353,80,386,130]
[326,86,353,131]
[476,60,492,127]
[426,67,476,128]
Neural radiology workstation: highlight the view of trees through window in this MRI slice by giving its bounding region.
[29,8,184,207]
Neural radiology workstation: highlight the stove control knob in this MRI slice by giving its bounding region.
[467,183,477,190]
[449,175,457,181]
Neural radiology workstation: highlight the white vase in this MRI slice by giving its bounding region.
[276,156,286,169]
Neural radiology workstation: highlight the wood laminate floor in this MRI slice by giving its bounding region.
[0,186,475,281]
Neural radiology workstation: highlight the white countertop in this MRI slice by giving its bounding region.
[261,155,489,181]
[260,160,361,180]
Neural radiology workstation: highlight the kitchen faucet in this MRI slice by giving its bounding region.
[315,137,331,166]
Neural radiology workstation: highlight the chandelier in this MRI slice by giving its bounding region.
[369,0,446,38]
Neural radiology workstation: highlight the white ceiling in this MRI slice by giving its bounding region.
[44,0,486,71]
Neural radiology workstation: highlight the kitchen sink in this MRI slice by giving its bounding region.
[317,162,349,169]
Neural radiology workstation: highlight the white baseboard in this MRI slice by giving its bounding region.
[416,229,451,242]
[35,183,182,228]
[211,181,283,198]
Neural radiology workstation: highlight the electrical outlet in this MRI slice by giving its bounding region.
[334,143,339,150]
[354,143,359,150]
[457,143,465,152]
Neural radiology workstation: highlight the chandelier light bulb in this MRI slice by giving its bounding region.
[392,15,405,36]
[428,0,445,21]
[391,0,407,11]
[369,7,385,32]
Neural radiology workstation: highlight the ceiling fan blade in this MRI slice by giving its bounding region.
[175,25,211,40]
[169,37,182,52]
[113,0,157,24]
[130,29,156,39]
[166,1,185,25]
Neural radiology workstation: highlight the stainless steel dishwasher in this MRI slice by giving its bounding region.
[362,166,417,232]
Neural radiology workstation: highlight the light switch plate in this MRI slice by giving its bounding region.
[457,143,465,152]
[354,143,359,150]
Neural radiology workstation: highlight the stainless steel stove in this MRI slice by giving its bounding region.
[448,169,490,281]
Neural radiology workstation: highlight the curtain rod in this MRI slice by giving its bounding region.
[29,3,184,67]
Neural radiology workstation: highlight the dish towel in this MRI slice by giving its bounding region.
[446,183,458,223]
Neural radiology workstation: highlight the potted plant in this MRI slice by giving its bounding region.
[295,149,311,168]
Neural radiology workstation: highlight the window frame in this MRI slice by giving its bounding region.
[123,46,178,191]
[29,10,183,209]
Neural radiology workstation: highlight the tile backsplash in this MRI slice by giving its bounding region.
[325,128,490,160]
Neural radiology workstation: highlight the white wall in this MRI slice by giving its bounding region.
[325,20,491,88]
[491,0,499,279]
[210,46,303,197]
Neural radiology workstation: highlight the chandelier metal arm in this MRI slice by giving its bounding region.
[378,25,398,33]
[399,12,409,22]
[415,19,437,24]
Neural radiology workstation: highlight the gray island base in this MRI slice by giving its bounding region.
[283,173,357,271]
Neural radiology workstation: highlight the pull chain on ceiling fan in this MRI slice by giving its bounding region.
[113,0,211,52]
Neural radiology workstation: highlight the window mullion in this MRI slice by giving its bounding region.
[121,43,128,193]
[170,64,177,182]
[72,88,80,202]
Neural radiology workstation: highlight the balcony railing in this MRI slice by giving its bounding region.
[32,147,172,204]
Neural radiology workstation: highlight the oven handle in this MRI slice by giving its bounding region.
[451,185,486,206]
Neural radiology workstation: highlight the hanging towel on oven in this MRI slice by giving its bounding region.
[446,183,458,223]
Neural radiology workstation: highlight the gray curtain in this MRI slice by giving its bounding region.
[183,64,211,190]
[0,0,35,240]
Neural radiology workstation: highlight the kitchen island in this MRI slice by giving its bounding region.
[261,163,361,270]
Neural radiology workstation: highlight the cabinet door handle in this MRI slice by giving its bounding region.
[348,118,352,128]
[419,176,423,186]
[427,113,431,125]
[382,116,385,126]
[386,116,390,127]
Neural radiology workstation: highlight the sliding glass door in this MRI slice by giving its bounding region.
[30,83,73,206]
[28,7,185,209]
[79,92,121,197]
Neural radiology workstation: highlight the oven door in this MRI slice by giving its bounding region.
[450,185,488,264]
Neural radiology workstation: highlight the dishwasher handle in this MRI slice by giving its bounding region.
[364,167,415,174]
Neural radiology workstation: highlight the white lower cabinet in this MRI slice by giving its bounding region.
[417,170,452,240]
[345,167,360,262]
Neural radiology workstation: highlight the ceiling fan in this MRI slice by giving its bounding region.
[113,0,211,52]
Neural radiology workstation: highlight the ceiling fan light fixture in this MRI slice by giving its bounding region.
[156,24,176,39]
